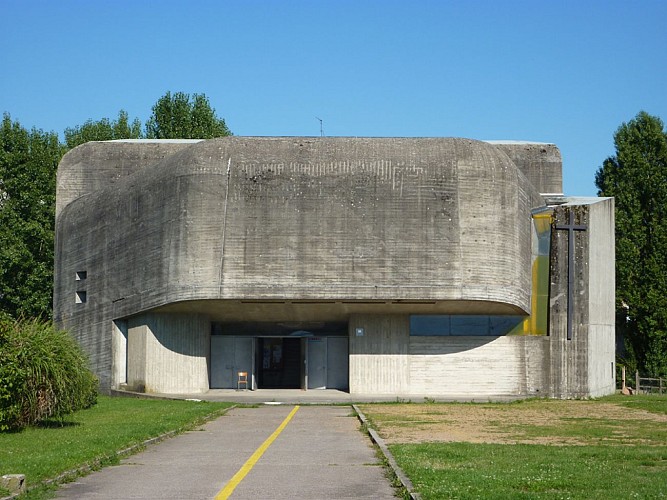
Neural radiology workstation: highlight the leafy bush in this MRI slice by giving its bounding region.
[0,316,97,430]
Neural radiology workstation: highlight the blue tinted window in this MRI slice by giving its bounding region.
[450,316,488,335]
[410,315,451,335]
[410,315,523,336]
[489,316,523,335]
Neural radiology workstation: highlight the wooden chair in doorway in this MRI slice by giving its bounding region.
[237,371,249,391]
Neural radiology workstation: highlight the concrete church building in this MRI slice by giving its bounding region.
[54,137,615,398]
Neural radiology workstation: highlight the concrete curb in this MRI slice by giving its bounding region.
[0,405,236,500]
[353,404,421,500]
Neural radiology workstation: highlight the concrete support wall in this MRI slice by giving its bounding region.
[349,314,548,396]
[586,199,616,396]
[548,199,615,398]
[111,320,128,388]
[409,336,548,396]
[548,205,590,398]
[126,313,210,393]
[349,315,410,394]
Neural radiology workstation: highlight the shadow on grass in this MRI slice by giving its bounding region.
[36,419,81,429]
[1,418,81,433]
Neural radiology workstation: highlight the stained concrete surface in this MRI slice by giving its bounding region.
[55,405,397,499]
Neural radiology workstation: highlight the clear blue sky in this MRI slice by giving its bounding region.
[2,1,666,195]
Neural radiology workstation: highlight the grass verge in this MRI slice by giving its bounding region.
[362,395,667,499]
[0,396,233,498]
[390,440,667,499]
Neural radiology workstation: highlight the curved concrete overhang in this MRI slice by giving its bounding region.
[55,137,544,322]
[151,298,528,323]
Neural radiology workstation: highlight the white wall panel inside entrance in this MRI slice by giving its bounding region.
[210,336,254,389]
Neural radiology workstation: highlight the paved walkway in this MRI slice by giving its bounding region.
[55,405,397,499]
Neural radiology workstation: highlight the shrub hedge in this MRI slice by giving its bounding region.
[0,316,97,430]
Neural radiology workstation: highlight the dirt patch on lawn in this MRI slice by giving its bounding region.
[359,400,667,446]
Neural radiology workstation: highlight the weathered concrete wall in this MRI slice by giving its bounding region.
[547,199,615,398]
[349,314,549,396]
[56,138,615,399]
[54,137,545,391]
[56,140,200,217]
[491,142,563,195]
[586,198,615,397]
[126,313,209,394]
[56,137,540,309]
[409,336,548,396]
[349,315,410,394]
[548,204,590,398]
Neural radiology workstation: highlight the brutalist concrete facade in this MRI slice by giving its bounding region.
[54,137,615,397]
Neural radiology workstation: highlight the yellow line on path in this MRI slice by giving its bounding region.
[214,405,300,500]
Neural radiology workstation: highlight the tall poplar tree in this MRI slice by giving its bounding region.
[145,91,231,139]
[595,111,667,377]
[64,110,142,149]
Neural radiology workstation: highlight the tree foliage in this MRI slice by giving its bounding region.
[0,316,97,430]
[0,92,231,321]
[145,91,231,139]
[595,111,667,377]
[64,110,141,149]
[0,114,63,319]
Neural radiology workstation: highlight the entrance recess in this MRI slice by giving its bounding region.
[258,337,301,389]
[210,322,349,391]
[306,337,350,390]
[210,336,254,389]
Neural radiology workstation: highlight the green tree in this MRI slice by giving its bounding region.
[64,110,142,149]
[145,91,231,139]
[0,114,63,319]
[595,111,667,377]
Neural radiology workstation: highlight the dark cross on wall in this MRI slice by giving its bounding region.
[555,207,587,340]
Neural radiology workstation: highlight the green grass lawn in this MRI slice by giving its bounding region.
[0,396,233,497]
[364,395,667,499]
[391,441,667,499]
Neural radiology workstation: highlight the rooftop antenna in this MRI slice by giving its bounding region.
[315,117,324,137]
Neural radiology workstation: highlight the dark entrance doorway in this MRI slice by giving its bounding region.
[210,321,349,390]
[257,337,301,389]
